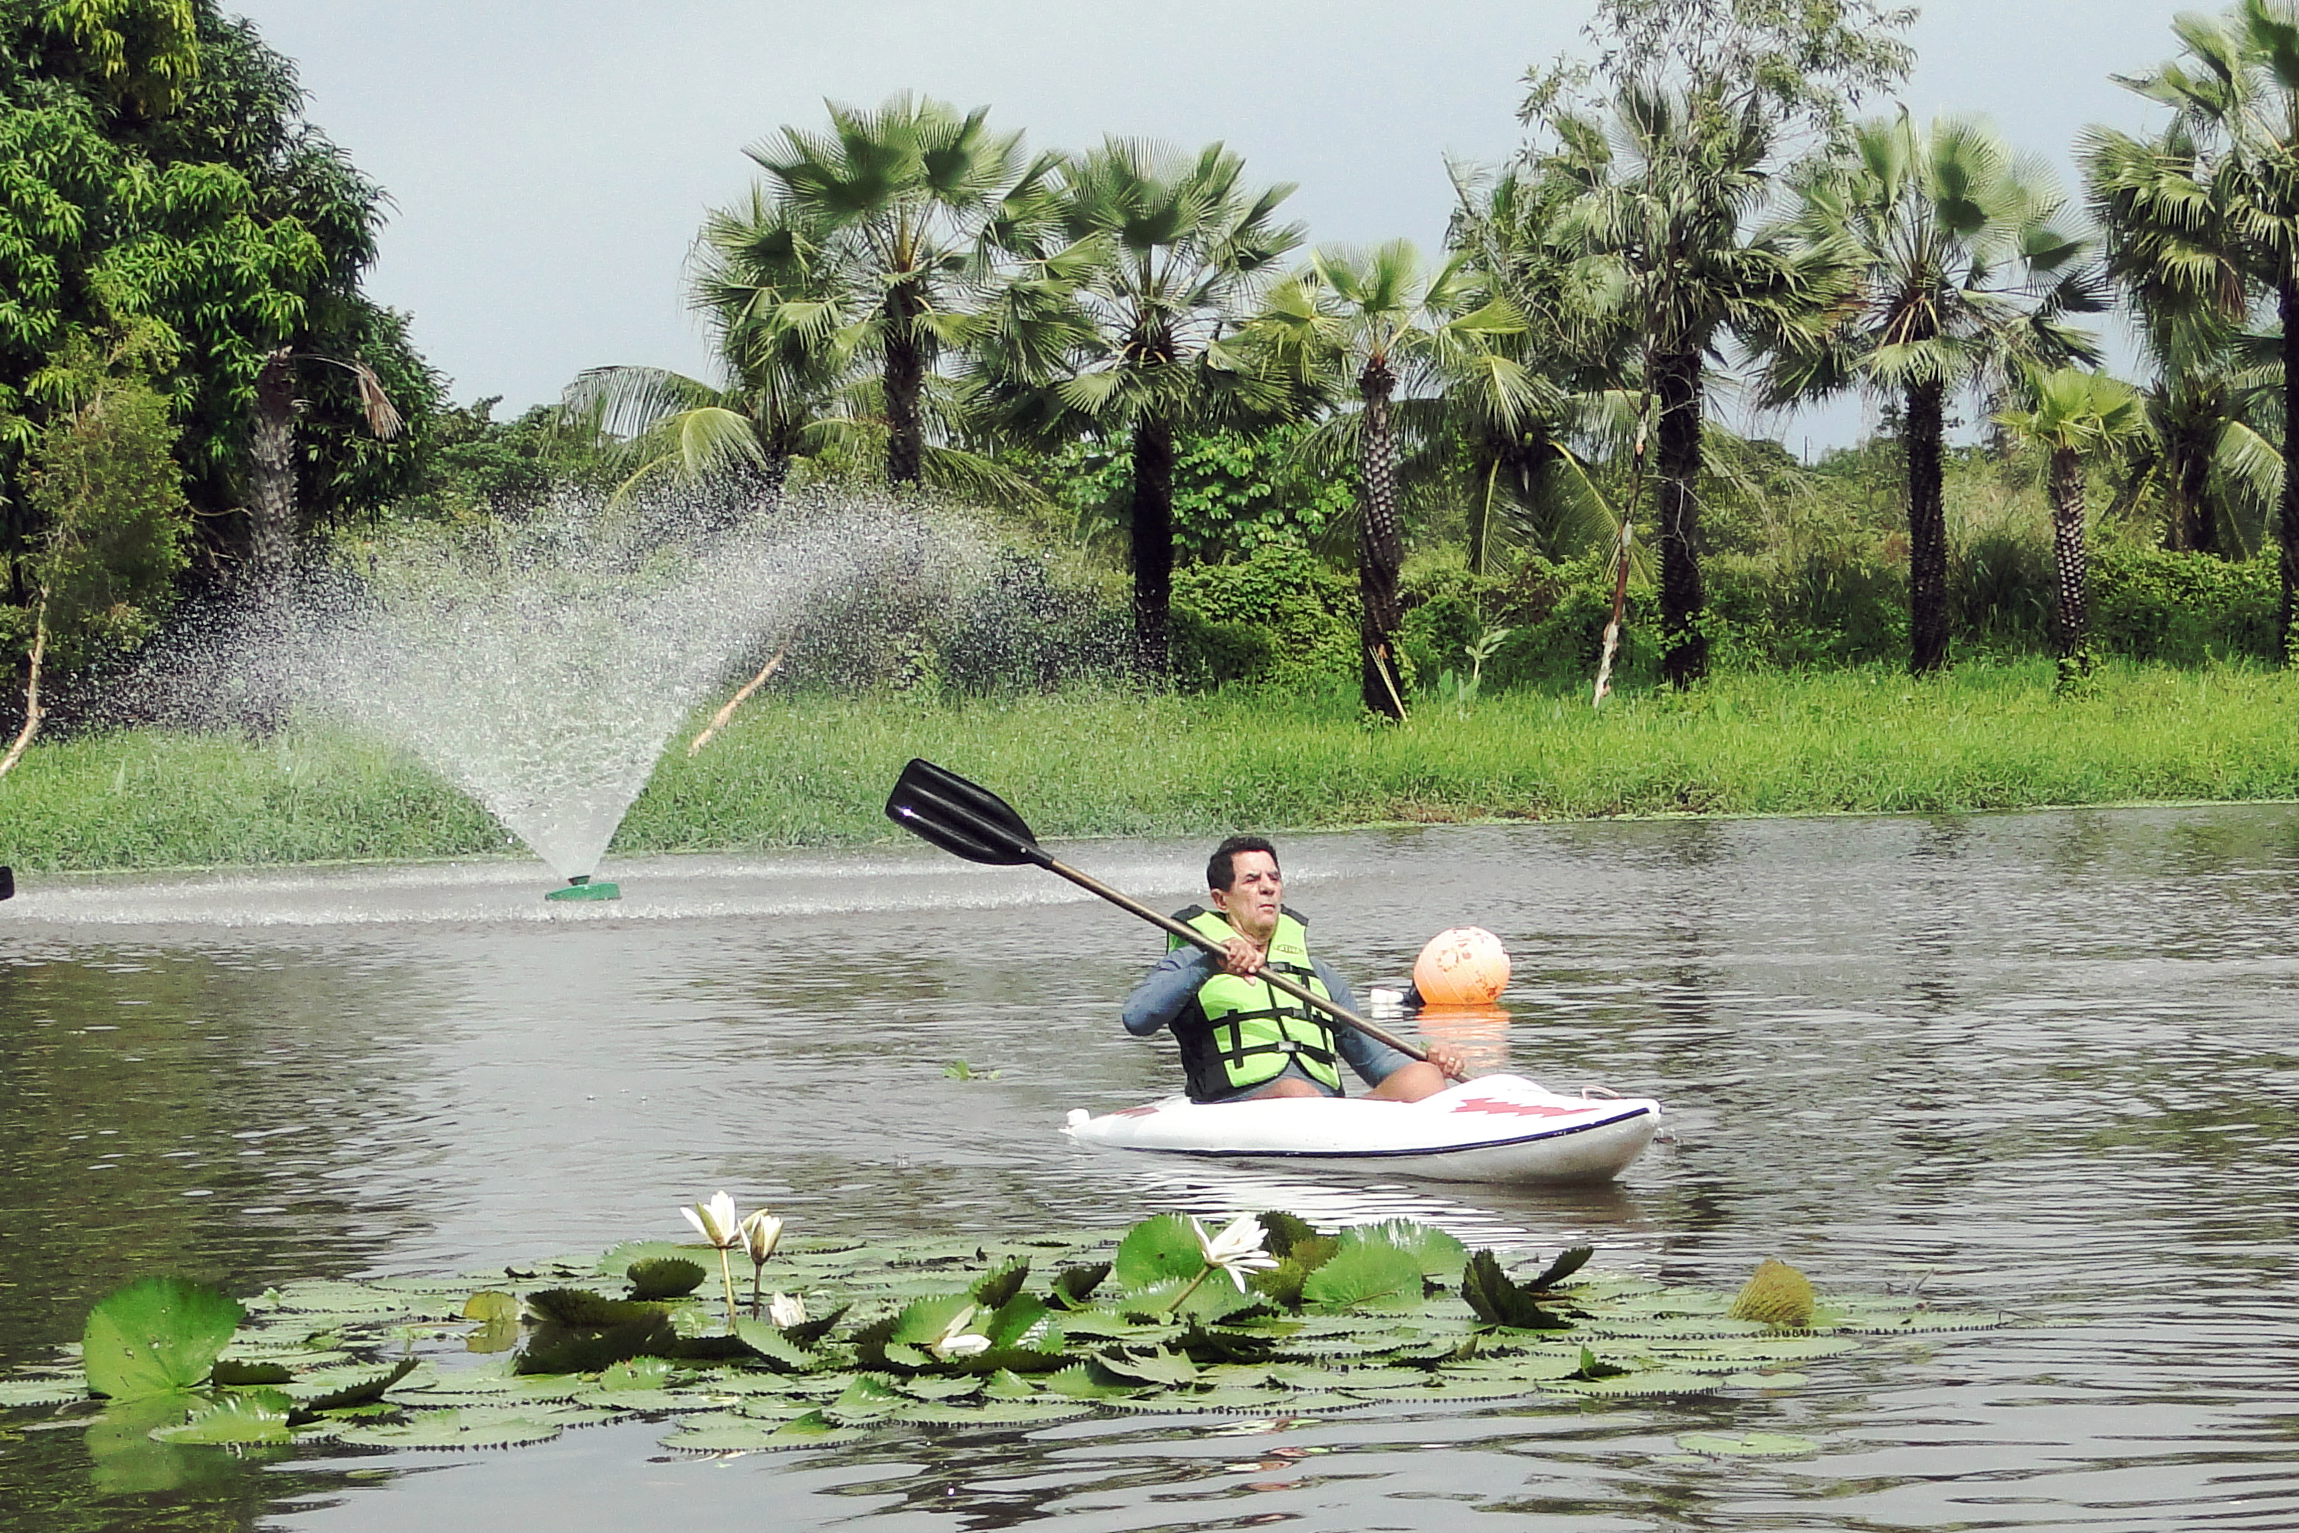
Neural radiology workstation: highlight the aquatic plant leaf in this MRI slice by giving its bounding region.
[780,1304,848,1348]
[888,1294,977,1349]
[0,1374,88,1407]
[982,1368,1038,1399]
[892,1373,982,1401]
[1043,1362,1152,1400]
[295,1357,419,1414]
[826,1375,905,1422]
[1676,1431,1820,1457]
[766,1409,873,1446]
[1092,1347,1198,1387]
[982,1294,1055,1350]
[1341,1221,1469,1281]
[1121,1276,1267,1325]
[1112,1214,1204,1293]
[627,1259,706,1301]
[1560,1369,1721,1397]
[1460,1251,1571,1331]
[1730,1259,1817,1328]
[1177,1320,1276,1366]
[731,1318,810,1370]
[83,1278,247,1400]
[971,1259,1030,1310]
[1522,1246,1594,1292]
[1255,1211,1320,1258]
[522,1289,674,1328]
[1304,1243,1427,1313]
[1569,1345,1630,1381]
[1049,1263,1110,1309]
[514,1316,677,1375]
[597,1357,675,1392]
[333,1411,569,1449]
[459,1287,514,1323]
[87,1393,262,1496]
[1054,1308,1168,1341]
[150,1390,293,1444]
[208,1360,293,1386]
[952,1396,1095,1424]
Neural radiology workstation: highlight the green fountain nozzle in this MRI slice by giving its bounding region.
[545,873,621,902]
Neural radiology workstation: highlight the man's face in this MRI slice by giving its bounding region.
[1213,850,1283,940]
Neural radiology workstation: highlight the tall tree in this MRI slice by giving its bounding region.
[975,139,1301,678]
[2084,4,2299,645]
[1995,366,2143,673]
[1248,242,1535,716]
[1768,113,2099,673]
[1546,85,1848,685]
[742,93,1056,489]
[0,1,434,597]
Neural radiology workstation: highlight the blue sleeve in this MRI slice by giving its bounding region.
[1122,947,1217,1037]
[1312,957,1412,1087]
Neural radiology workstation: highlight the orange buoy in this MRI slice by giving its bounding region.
[1413,927,1510,1005]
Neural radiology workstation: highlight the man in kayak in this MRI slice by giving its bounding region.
[1122,835,1466,1103]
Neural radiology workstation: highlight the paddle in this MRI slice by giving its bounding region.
[885,757,1450,1073]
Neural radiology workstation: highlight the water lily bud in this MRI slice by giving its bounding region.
[768,1291,806,1328]
[740,1210,784,1264]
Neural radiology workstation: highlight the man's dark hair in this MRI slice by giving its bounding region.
[1207,835,1279,892]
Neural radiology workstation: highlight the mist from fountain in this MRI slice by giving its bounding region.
[126,484,958,887]
[305,491,945,881]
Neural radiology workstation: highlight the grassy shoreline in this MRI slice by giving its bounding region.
[3,658,2294,875]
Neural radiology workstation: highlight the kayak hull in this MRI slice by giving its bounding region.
[1063,1073,1660,1186]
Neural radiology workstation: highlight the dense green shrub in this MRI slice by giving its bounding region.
[2091,546,2278,662]
[1171,546,1359,690]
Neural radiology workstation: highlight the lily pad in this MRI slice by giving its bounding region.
[1340,1221,1469,1281]
[1304,1243,1427,1313]
[331,1411,572,1450]
[1676,1430,1820,1458]
[149,1390,294,1444]
[84,1278,247,1401]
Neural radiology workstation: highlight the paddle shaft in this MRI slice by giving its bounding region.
[1034,852,1445,1070]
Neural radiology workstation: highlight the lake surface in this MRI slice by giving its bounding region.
[3,807,2296,1531]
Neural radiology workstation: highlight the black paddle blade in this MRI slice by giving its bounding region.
[885,759,1047,867]
[0,866,11,901]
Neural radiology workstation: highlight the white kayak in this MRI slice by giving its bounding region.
[1063,1073,1661,1186]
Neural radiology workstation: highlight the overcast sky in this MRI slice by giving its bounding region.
[235,1,2193,449]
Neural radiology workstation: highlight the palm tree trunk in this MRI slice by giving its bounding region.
[2280,279,2299,658]
[884,285,925,487]
[1906,377,1950,675]
[1130,414,1175,680]
[1358,357,1407,720]
[2048,443,2089,659]
[1654,350,1706,687]
[246,346,298,589]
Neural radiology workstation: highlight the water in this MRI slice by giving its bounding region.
[3,806,2297,1531]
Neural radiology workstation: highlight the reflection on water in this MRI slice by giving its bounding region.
[4,806,2299,1530]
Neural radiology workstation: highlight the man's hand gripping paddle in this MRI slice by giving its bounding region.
[885,757,1459,1077]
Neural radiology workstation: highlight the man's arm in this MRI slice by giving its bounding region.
[1310,958,1413,1086]
[1122,947,1219,1037]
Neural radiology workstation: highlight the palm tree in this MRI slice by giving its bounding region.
[2084,10,2299,642]
[974,139,1301,677]
[1768,112,2099,674]
[1995,367,2144,668]
[1247,242,1536,716]
[742,93,1058,488]
[1558,84,1848,686]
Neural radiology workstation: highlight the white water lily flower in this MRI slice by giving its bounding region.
[682,1190,742,1249]
[768,1292,806,1329]
[927,1304,992,1359]
[1193,1214,1281,1291]
[739,1209,783,1264]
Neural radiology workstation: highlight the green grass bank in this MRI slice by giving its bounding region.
[3,658,2294,875]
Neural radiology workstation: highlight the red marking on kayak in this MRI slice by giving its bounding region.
[1112,1106,1160,1118]
[1451,1098,1586,1118]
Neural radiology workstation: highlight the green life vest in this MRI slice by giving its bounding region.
[1168,906,1342,1099]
